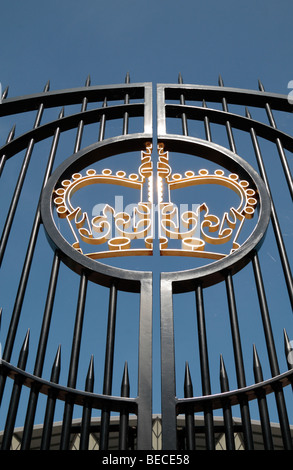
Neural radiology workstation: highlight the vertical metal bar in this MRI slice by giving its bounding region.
[178,73,188,136]
[160,276,177,450]
[0,81,50,267]
[144,83,153,136]
[246,107,293,309]
[177,83,213,449]
[0,124,15,178]
[274,384,293,449]
[0,98,45,441]
[59,393,74,449]
[0,110,63,409]
[251,252,280,375]
[79,355,95,450]
[195,284,215,450]
[251,252,280,376]
[59,271,88,450]
[218,75,237,153]
[98,97,107,142]
[202,100,212,142]
[40,345,61,450]
[123,72,130,135]
[34,252,61,377]
[99,281,118,450]
[136,276,153,450]
[184,362,195,450]
[1,330,30,450]
[225,273,254,449]
[20,252,61,448]
[218,77,254,449]
[2,111,63,366]
[64,84,90,387]
[74,75,91,153]
[59,80,91,450]
[157,84,167,137]
[219,355,235,450]
[251,252,292,449]
[253,345,274,450]
[119,361,130,450]
[258,80,293,200]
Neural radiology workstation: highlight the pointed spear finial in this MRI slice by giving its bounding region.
[253,343,261,367]
[258,79,265,92]
[125,72,130,84]
[43,80,50,93]
[218,75,224,87]
[245,107,252,119]
[121,361,130,398]
[50,345,61,383]
[178,72,183,84]
[4,124,16,146]
[284,328,293,370]
[58,107,65,119]
[253,344,263,383]
[9,124,16,139]
[184,361,194,398]
[17,329,30,369]
[85,355,95,393]
[1,86,9,100]
[219,355,230,392]
[54,344,61,368]
[85,75,91,87]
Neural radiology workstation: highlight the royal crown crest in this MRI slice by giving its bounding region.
[53,142,258,261]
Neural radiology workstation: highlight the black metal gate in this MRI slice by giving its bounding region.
[0,75,292,450]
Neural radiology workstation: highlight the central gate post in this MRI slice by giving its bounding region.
[160,275,177,449]
[137,274,153,449]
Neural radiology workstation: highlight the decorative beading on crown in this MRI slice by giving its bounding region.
[53,142,154,258]
[53,142,258,261]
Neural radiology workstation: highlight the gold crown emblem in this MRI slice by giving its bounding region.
[53,143,258,261]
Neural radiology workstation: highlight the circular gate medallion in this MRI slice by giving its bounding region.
[40,137,271,289]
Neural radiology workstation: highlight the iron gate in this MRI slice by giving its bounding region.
[0,75,292,450]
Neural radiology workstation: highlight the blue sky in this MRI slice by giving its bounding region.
[1,0,293,95]
[0,0,293,431]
